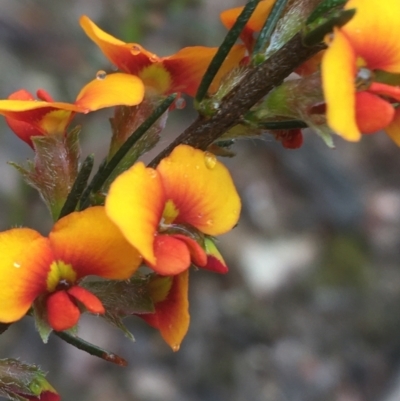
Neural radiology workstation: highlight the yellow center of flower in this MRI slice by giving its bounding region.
[139,64,172,95]
[46,261,77,292]
[160,199,179,227]
[40,110,73,134]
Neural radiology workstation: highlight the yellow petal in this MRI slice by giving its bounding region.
[49,206,142,280]
[75,73,144,110]
[321,28,360,141]
[106,162,166,264]
[157,145,241,236]
[343,0,400,72]
[0,229,52,322]
[79,15,136,71]
[141,271,190,351]
[385,108,400,146]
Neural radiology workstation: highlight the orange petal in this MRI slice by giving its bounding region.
[49,206,142,280]
[79,15,153,74]
[368,82,400,102]
[106,162,166,265]
[172,234,207,267]
[322,28,360,141]
[46,290,80,331]
[162,45,245,96]
[157,145,241,236]
[343,0,400,72]
[220,0,275,50]
[0,229,52,323]
[355,91,394,134]
[67,286,105,314]
[203,237,228,274]
[151,235,191,275]
[141,271,189,351]
[75,73,144,110]
[385,108,400,146]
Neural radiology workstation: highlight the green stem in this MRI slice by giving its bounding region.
[58,154,94,219]
[195,0,261,103]
[254,119,308,130]
[79,94,176,210]
[252,0,289,59]
[55,331,127,366]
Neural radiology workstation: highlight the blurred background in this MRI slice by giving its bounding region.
[1,1,400,401]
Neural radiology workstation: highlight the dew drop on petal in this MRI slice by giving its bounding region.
[172,344,180,352]
[96,70,107,80]
[13,262,21,268]
[131,44,141,55]
[204,152,217,169]
[175,98,186,110]
[148,170,157,178]
[149,54,158,62]
[110,64,118,72]
[206,219,214,226]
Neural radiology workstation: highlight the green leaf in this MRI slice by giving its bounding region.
[195,0,262,103]
[0,359,59,401]
[252,0,289,61]
[83,276,155,341]
[58,153,94,219]
[306,0,347,24]
[303,8,356,46]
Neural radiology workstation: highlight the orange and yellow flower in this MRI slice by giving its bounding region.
[140,271,189,350]
[1,73,144,147]
[321,0,400,143]
[0,207,141,331]
[80,15,245,97]
[106,144,241,276]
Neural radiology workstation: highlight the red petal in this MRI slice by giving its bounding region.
[46,290,80,331]
[355,91,395,134]
[171,234,207,267]
[67,286,105,314]
[151,235,191,275]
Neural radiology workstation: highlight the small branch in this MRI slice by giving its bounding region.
[149,33,325,168]
[55,331,128,366]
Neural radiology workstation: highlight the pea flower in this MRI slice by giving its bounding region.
[140,271,189,351]
[0,207,142,331]
[321,0,400,143]
[0,73,144,147]
[106,145,241,275]
[79,16,245,97]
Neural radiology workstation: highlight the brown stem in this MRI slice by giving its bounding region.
[149,33,325,168]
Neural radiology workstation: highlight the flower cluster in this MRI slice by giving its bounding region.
[0,0,397,399]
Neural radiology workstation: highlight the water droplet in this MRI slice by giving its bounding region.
[204,152,217,169]
[174,98,186,110]
[13,262,21,268]
[148,170,157,178]
[172,344,180,352]
[206,219,214,226]
[110,64,118,71]
[96,70,107,80]
[131,44,141,55]
[149,54,158,62]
